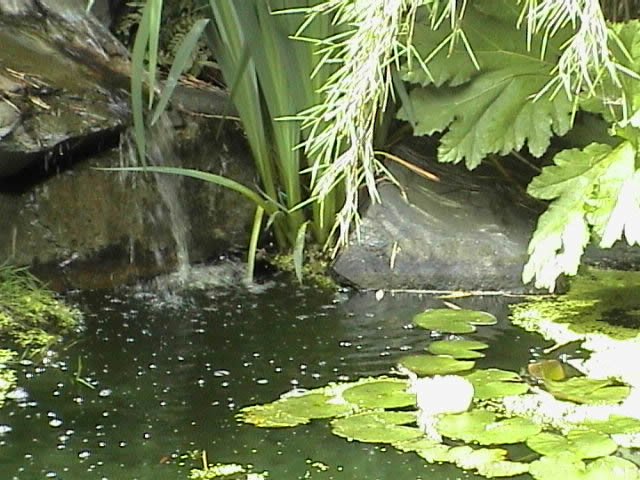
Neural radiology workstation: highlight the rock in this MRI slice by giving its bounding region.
[332,138,541,293]
[332,137,640,293]
[0,0,130,178]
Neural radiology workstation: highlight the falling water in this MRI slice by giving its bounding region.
[120,114,191,281]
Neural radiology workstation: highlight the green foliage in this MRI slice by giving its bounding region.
[398,0,573,170]
[413,309,497,334]
[428,339,488,359]
[544,377,630,405]
[464,369,529,400]
[523,141,640,291]
[0,266,80,357]
[330,411,422,444]
[527,429,618,460]
[529,453,639,480]
[342,379,416,409]
[399,354,475,375]
[436,409,541,445]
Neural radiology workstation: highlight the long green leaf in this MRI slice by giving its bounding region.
[151,18,210,125]
[293,221,308,284]
[246,206,265,284]
[130,1,153,164]
[96,166,279,214]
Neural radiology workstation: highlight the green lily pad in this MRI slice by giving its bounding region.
[544,377,630,404]
[393,437,452,463]
[237,392,352,427]
[428,340,489,359]
[399,354,475,375]
[465,369,529,400]
[529,453,640,480]
[330,411,422,444]
[413,309,497,334]
[527,429,618,460]
[237,403,310,427]
[448,446,530,478]
[437,409,541,445]
[342,378,415,409]
[582,415,640,435]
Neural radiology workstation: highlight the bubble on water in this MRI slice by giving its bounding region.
[98,389,112,397]
[6,387,29,401]
[0,424,12,435]
[49,418,63,428]
[78,449,91,459]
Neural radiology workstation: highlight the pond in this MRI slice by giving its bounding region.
[1,272,562,480]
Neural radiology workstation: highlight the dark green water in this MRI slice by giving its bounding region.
[0,277,550,480]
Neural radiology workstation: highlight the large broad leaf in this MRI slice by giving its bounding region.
[465,369,529,400]
[529,453,640,480]
[527,430,618,460]
[397,0,573,169]
[523,141,639,291]
[544,377,630,405]
[342,379,415,409]
[413,309,497,334]
[399,354,475,375]
[428,339,488,359]
[330,411,422,444]
[437,409,541,445]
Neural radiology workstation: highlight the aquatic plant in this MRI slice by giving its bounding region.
[235,304,640,479]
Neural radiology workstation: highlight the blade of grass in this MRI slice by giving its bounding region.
[246,206,265,283]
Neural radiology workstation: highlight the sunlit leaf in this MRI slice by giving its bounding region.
[342,379,415,409]
[529,452,640,480]
[527,430,618,460]
[582,415,640,435]
[428,340,488,359]
[527,359,566,381]
[399,354,475,376]
[437,409,541,445]
[465,369,529,400]
[330,411,422,444]
[413,309,497,334]
[544,377,630,405]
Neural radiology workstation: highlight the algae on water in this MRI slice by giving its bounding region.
[0,266,81,408]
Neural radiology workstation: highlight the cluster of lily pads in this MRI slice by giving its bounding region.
[237,308,640,479]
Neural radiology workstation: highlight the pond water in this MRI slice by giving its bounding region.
[0,274,556,480]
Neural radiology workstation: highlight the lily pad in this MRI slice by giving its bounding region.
[428,340,489,359]
[393,437,452,463]
[237,392,352,427]
[399,354,475,375]
[330,411,422,444]
[529,453,640,480]
[342,379,415,409]
[448,446,530,478]
[437,409,541,445]
[528,359,566,381]
[413,309,497,334]
[465,369,529,400]
[583,415,640,435]
[544,377,630,404]
[527,429,618,460]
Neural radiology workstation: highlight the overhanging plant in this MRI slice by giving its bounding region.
[397,0,640,291]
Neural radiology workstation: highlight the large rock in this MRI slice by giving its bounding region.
[332,138,640,293]
[0,0,255,290]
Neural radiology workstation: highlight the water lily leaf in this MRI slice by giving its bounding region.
[465,369,529,400]
[342,379,415,409]
[413,309,497,334]
[399,354,475,375]
[330,411,422,444]
[393,437,452,463]
[583,415,640,435]
[428,340,489,359]
[447,445,530,478]
[529,453,640,480]
[437,409,541,445]
[545,377,630,404]
[528,359,566,381]
[476,460,531,478]
[237,403,310,427]
[527,429,618,460]
[237,392,352,427]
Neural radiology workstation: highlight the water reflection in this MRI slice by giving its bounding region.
[0,278,546,479]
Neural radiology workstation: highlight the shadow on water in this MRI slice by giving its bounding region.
[0,277,550,480]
